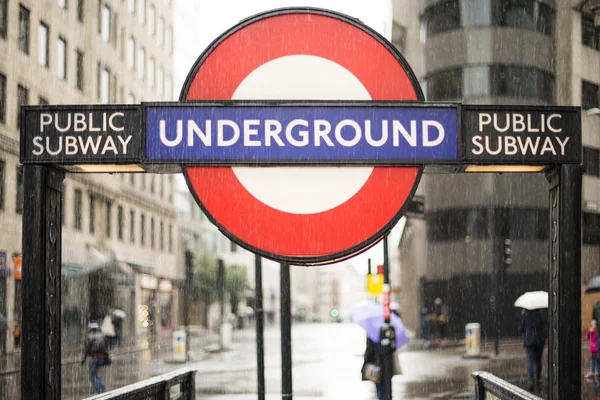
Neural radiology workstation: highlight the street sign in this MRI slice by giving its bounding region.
[20,105,142,164]
[146,101,458,164]
[463,105,581,164]
[180,8,425,265]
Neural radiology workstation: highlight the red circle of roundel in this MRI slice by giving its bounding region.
[183,9,423,265]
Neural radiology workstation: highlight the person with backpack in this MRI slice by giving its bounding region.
[586,320,600,379]
[81,322,109,394]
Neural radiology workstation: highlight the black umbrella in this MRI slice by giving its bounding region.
[585,276,600,294]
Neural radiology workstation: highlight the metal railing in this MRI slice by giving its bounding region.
[84,367,196,400]
[472,371,543,400]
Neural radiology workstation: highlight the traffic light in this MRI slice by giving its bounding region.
[504,238,512,268]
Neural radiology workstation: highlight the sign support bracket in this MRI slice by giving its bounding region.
[21,164,64,400]
[546,164,581,400]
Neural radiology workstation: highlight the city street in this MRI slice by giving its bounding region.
[0,321,594,399]
[57,323,548,399]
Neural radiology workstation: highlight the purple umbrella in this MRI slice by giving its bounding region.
[350,300,409,349]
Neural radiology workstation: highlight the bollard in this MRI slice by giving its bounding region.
[465,323,481,357]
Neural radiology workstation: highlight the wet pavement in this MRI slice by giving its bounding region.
[2,323,600,399]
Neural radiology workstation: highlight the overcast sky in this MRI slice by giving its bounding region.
[171,0,400,274]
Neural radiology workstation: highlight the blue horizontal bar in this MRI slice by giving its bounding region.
[145,105,459,164]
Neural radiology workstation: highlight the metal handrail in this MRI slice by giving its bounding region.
[84,367,196,400]
[472,371,543,400]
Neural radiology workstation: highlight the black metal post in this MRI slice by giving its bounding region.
[381,236,393,400]
[21,165,64,400]
[493,235,501,357]
[255,255,265,400]
[184,250,194,362]
[547,165,581,400]
[280,262,292,399]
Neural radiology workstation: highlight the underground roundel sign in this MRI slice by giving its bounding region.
[181,8,423,266]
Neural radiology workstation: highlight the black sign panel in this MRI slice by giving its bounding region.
[20,105,142,164]
[462,105,581,164]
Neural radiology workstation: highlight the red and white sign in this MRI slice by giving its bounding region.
[182,8,423,265]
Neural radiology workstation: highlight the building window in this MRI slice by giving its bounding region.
[129,209,135,243]
[423,0,554,39]
[57,37,67,80]
[584,212,600,245]
[230,241,237,253]
[423,0,460,37]
[16,166,23,214]
[158,16,164,45]
[583,80,600,110]
[138,47,145,79]
[39,97,48,105]
[76,50,84,91]
[57,0,67,8]
[0,0,7,39]
[129,173,135,185]
[128,0,135,14]
[138,0,145,25]
[141,174,146,190]
[127,36,135,70]
[427,206,548,242]
[101,3,111,43]
[18,5,30,55]
[166,75,172,100]
[425,65,554,103]
[157,66,164,96]
[0,160,4,210]
[111,74,117,103]
[89,194,95,234]
[148,5,155,35]
[426,68,462,101]
[148,57,155,89]
[150,175,155,193]
[38,22,49,67]
[150,217,155,248]
[140,213,145,246]
[159,220,164,250]
[105,200,112,238]
[584,147,600,177]
[77,0,84,22]
[0,73,5,124]
[100,67,110,104]
[168,224,172,252]
[117,205,123,240]
[17,85,28,128]
[582,14,600,51]
[166,26,172,54]
[96,62,101,100]
[74,189,82,230]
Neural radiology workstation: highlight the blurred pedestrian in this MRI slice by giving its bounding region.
[419,306,431,345]
[431,298,449,347]
[593,301,600,325]
[587,320,600,379]
[362,336,385,400]
[112,314,124,348]
[520,309,546,391]
[82,322,109,394]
